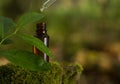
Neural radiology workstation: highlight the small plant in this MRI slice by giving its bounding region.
[0,12,54,71]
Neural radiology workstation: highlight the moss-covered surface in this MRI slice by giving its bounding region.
[0,62,83,84]
[62,64,83,84]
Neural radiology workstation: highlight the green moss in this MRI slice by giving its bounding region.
[0,62,83,84]
[62,64,83,84]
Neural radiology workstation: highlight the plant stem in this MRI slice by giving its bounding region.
[0,39,4,45]
[0,29,17,46]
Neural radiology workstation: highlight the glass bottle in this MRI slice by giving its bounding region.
[33,22,49,62]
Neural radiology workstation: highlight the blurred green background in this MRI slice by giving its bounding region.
[0,0,120,84]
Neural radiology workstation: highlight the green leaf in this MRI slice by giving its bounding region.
[17,12,44,28]
[0,36,1,41]
[19,34,54,58]
[0,50,51,71]
[2,38,13,45]
[0,36,13,45]
[0,22,3,38]
[0,16,16,38]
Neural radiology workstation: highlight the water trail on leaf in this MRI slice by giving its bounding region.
[40,0,57,12]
